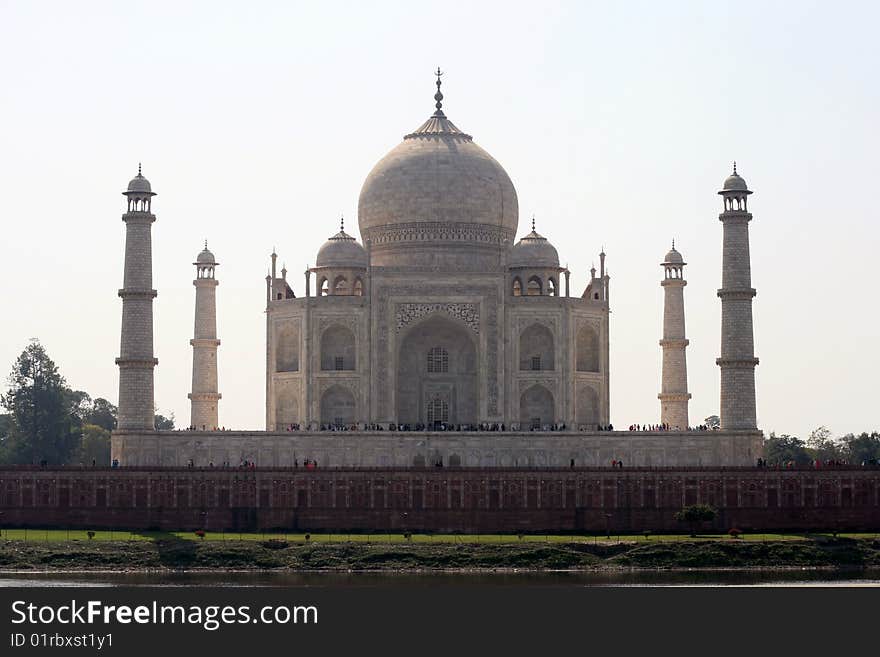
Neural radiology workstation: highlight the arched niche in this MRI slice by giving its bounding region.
[275,324,299,372]
[526,276,543,296]
[275,391,299,429]
[576,385,599,427]
[396,314,477,425]
[576,324,600,372]
[320,385,356,425]
[320,325,356,370]
[519,323,554,371]
[519,384,554,428]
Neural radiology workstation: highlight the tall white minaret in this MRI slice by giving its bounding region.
[189,243,221,430]
[116,165,158,430]
[658,242,691,429]
[717,163,758,430]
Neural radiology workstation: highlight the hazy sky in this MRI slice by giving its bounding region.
[1,1,877,439]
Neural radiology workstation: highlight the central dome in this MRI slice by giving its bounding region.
[358,92,518,269]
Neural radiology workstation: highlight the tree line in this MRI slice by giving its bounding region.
[763,426,880,466]
[0,341,174,465]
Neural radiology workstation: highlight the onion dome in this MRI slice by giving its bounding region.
[316,218,368,268]
[509,218,560,268]
[125,163,154,195]
[664,242,684,264]
[721,162,749,192]
[196,242,216,264]
[357,70,518,267]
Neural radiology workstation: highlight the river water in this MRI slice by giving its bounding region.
[2,570,879,587]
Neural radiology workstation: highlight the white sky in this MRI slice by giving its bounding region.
[1,1,877,439]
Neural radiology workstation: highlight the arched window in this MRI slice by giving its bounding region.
[427,346,449,373]
[548,278,556,296]
[519,323,555,371]
[320,325,356,370]
[353,278,364,296]
[333,276,348,295]
[512,278,523,296]
[527,276,542,296]
[426,395,449,425]
[319,277,329,296]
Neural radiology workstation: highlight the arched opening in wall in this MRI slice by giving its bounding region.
[275,391,299,430]
[353,278,364,296]
[396,314,477,425]
[526,276,543,296]
[519,385,554,429]
[320,385,356,426]
[576,385,599,427]
[333,276,349,295]
[448,453,461,467]
[512,278,523,296]
[576,324,600,372]
[320,325,356,370]
[548,278,557,296]
[519,323,554,371]
[318,277,329,296]
[426,394,449,426]
[275,325,300,372]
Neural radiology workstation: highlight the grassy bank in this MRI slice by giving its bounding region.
[3,534,880,571]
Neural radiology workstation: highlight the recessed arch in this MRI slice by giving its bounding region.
[576,385,599,427]
[320,385,356,425]
[512,277,523,296]
[333,275,349,295]
[576,324,600,372]
[519,384,554,429]
[526,276,543,296]
[519,323,554,371]
[396,314,477,425]
[320,324,356,370]
[275,324,300,372]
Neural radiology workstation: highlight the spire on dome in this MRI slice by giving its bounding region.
[433,67,445,118]
[340,213,344,232]
[733,161,737,175]
[531,214,536,232]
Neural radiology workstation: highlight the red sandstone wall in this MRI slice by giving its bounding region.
[1,466,878,532]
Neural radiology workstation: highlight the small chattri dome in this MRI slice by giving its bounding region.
[126,164,154,194]
[721,163,749,192]
[196,244,216,264]
[509,225,560,269]
[316,225,368,268]
[664,244,684,264]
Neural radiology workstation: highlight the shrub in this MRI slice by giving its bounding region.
[261,539,289,550]
[87,531,95,540]
[728,528,742,539]
[304,533,311,542]
[195,530,206,540]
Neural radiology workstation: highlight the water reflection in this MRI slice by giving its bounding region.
[2,570,879,588]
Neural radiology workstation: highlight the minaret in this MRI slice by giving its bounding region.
[716,163,759,430]
[116,164,158,430]
[658,241,691,429]
[189,243,221,430]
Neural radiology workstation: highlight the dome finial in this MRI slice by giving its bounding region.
[138,162,142,177]
[204,239,208,250]
[733,161,737,175]
[340,213,344,232]
[672,238,675,250]
[432,67,445,117]
[531,214,536,232]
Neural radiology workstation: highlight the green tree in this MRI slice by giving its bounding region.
[0,413,11,464]
[80,423,111,465]
[840,432,880,464]
[0,341,79,465]
[674,504,717,537]
[763,433,811,466]
[155,412,175,430]
[806,426,844,462]
[85,398,117,431]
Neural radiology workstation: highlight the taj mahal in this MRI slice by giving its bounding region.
[111,73,762,468]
